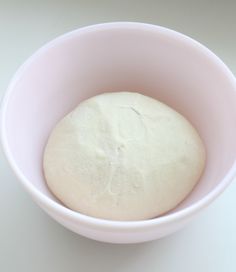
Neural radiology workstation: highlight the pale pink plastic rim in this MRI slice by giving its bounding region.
[1,22,236,230]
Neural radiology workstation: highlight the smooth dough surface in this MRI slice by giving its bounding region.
[44,92,205,221]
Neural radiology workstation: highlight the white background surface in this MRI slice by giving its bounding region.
[0,1,236,271]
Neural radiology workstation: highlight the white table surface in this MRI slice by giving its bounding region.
[1,1,236,271]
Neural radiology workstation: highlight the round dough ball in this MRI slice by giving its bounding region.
[44,92,205,221]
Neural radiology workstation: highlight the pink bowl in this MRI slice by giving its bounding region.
[1,22,236,243]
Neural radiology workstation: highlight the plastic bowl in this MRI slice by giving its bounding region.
[1,22,236,243]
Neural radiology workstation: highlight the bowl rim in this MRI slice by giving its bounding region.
[1,22,236,230]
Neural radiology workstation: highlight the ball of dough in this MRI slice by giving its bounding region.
[44,92,205,221]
